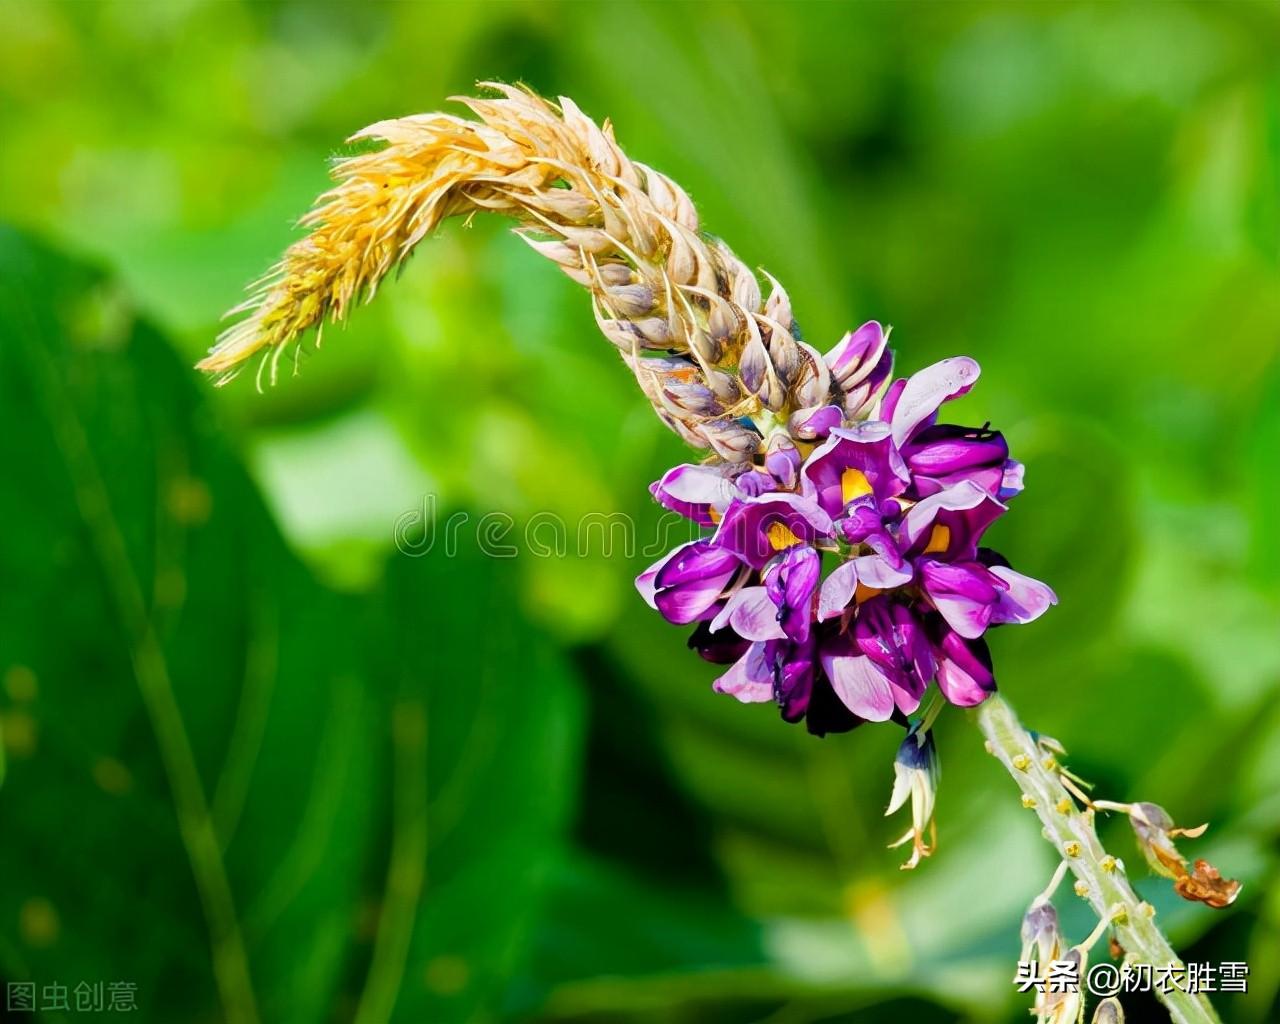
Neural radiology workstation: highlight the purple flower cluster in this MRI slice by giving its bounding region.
[637,323,1055,736]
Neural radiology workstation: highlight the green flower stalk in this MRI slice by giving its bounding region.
[205,85,1240,1024]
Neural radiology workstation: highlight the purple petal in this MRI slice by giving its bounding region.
[770,637,818,722]
[789,404,845,440]
[713,643,774,703]
[918,559,1000,639]
[890,357,981,448]
[714,493,833,569]
[654,541,741,588]
[933,628,995,707]
[764,545,821,642]
[765,437,802,490]
[820,636,896,722]
[902,480,1006,559]
[851,598,934,713]
[851,552,913,590]
[800,421,910,517]
[735,470,776,497]
[903,424,1008,476]
[989,565,1057,625]
[636,562,661,609]
[846,360,895,421]
[652,540,742,624]
[818,560,860,621]
[655,578,735,624]
[1000,460,1025,500]
[710,586,787,641]
[825,321,886,387]
[878,378,908,424]
[651,463,739,525]
[902,424,1010,498]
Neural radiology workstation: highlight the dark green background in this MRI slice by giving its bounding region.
[1,2,1277,1022]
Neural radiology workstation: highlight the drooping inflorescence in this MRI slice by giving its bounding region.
[201,84,835,464]
[209,87,1240,1022]
[203,82,1056,849]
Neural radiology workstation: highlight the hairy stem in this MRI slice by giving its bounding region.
[973,693,1220,1024]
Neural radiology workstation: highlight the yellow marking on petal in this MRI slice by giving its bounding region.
[767,522,802,551]
[707,506,722,525]
[923,524,951,555]
[854,583,882,604]
[841,468,873,504]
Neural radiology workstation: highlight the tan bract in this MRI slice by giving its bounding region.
[199,84,835,462]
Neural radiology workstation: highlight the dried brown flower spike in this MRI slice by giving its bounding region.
[200,84,840,462]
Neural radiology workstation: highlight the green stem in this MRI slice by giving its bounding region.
[973,693,1221,1024]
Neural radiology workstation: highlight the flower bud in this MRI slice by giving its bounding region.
[902,424,1010,498]
[700,418,761,462]
[1020,899,1064,965]
[764,433,801,489]
[1091,997,1124,1024]
[789,341,833,409]
[652,541,743,624]
[826,321,887,389]
[885,725,939,870]
[661,382,724,418]
[842,349,894,421]
[788,404,844,440]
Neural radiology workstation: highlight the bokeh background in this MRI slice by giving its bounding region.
[2,2,1278,1022]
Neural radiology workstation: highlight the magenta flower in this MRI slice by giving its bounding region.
[638,340,1055,736]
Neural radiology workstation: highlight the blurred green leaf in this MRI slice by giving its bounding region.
[0,229,583,1023]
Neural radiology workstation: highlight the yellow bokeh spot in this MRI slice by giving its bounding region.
[923,524,951,555]
[166,477,211,526]
[767,522,803,551]
[1,711,38,759]
[93,757,133,796]
[19,898,59,948]
[424,955,470,995]
[4,665,37,702]
[707,506,722,525]
[841,468,873,505]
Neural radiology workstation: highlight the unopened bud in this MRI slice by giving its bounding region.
[885,725,939,871]
[825,321,886,388]
[700,418,761,462]
[764,433,801,490]
[661,382,723,418]
[788,404,844,440]
[1091,997,1124,1024]
[789,341,833,409]
[1020,900,1064,965]
[596,262,633,287]
[605,283,655,318]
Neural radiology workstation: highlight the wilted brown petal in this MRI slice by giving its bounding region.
[1173,859,1242,909]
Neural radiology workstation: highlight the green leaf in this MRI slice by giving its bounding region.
[0,229,582,1023]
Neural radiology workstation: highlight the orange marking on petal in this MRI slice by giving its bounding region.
[767,522,803,551]
[841,468,873,505]
[855,583,882,604]
[923,524,951,555]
